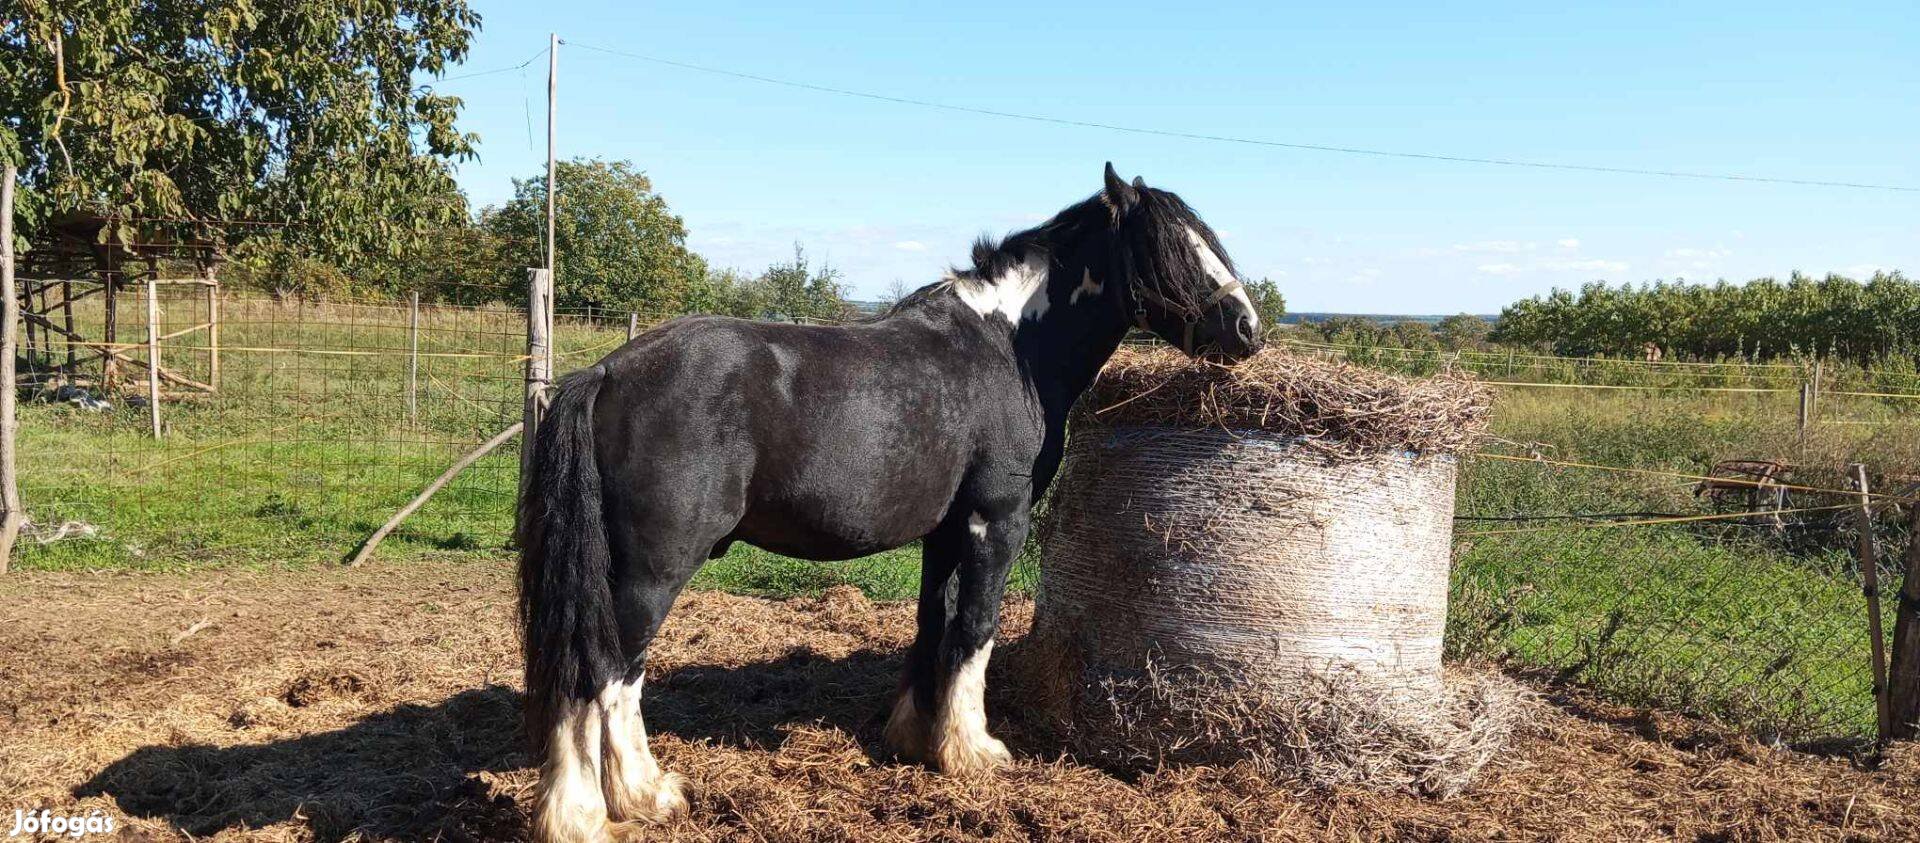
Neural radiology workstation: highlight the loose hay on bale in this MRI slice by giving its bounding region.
[1013,346,1506,793]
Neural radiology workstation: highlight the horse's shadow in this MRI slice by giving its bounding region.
[76,648,909,840]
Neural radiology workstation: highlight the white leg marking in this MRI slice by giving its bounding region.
[967,512,989,540]
[1184,225,1257,329]
[953,252,1050,325]
[532,698,611,843]
[933,640,1011,774]
[599,677,689,824]
[884,686,931,761]
[1069,267,1104,304]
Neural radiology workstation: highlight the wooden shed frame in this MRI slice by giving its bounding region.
[13,214,222,406]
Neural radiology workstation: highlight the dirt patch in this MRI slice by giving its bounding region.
[1,559,1916,841]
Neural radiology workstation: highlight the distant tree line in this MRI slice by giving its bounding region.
[1299,313,1491,352]
[1490,273,1918,363]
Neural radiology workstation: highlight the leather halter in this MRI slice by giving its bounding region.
[1126,276,1245,355]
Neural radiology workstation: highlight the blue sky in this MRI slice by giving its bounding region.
[429,1,1918,313]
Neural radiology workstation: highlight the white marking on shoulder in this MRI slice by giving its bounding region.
[1069,267,1103,305]
[1184,225,1257,329]
[967,512,989,539]
[953,253,1050,325]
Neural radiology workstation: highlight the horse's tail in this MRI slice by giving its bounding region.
[517,364,621,757]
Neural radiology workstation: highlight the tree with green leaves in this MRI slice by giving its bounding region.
[1243,276,1286,335]
[1489,272,1919,363]
[484,159,710,315]
[1434,313,1491,350]
[0,0,479,264]
[699,245,853,321]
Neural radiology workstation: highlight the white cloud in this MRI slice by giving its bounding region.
[892,240,927,252]
[1476,263,1522,276]
[1556,238,1581,249]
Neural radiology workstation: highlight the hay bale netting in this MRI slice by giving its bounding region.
[1011,347,1521,795]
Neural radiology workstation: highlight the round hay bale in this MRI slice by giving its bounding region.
[1012,347,1513,793]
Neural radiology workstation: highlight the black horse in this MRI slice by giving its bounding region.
[518,164,1261,841]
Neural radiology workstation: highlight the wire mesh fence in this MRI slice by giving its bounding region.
[8,283,671,568]
[1448,455,1908,744]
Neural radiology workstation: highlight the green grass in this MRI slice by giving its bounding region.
[14,296,1919,741]
[1449,387,1911,741]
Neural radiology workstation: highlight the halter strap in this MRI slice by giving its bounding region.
[1126,278,1244,355]
[1204,279,1244,308]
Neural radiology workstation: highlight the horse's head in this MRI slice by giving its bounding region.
[1097,163,1262,361]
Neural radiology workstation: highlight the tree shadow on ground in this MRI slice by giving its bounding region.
[77,645,1051,840]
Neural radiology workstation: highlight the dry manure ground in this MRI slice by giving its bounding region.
[2,558,1916,842]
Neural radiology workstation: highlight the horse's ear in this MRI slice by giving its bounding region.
[1131,176,1145,189]
[1103,162,1138,211]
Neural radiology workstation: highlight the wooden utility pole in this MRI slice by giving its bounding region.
[1851,463,1892,742]
[545,33,559,281]
[0,167,24,572]
[544,32,559,380]
[1889,504,1920,740]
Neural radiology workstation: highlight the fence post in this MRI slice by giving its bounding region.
[627,311,638,342]
[407,290,420,426]
[520,268,553,509]
[205,264,220,391]
[0,167,23,572]
[145,276,162,439]
[1890,504,1920,740]
[1797,381,1811,445]
[1812,358,1824,419]
[1851,463,1892,743]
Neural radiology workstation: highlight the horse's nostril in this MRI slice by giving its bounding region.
[1235,315,1257,345]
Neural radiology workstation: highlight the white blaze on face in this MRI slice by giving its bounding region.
[954,253,1050,325]
[967,512,989,539]
[1184,225,1257,330]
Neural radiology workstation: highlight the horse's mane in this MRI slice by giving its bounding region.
[869,186,1231,322]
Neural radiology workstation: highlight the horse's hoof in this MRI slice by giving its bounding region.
[606,771,690,824]
[884,692,933,763]
[934,732,1012,776]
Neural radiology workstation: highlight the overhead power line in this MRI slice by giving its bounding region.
[427,46,552,84]
[565,40,1918,194]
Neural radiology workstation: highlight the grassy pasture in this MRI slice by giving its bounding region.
[13,298,1920,739]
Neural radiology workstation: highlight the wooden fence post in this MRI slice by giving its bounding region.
[1889,504,1920,740]
[145,277,162,438]
[0,166,23,572]
[407,290,420,426]
[520,268,553,516]
[1798,381,1811,445]
[1852,463,1892,743]
[205,265,220,391]
[627,311,638,342]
